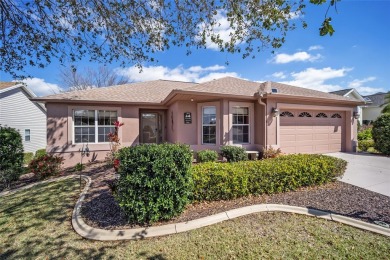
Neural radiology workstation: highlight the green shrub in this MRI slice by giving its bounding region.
[0,126,24,188]
[220,146,247,162]
[197,150,218,163]
[115,143,193,224]
[372,114,390,155]
[357,127,372,141]
[23,152,34,165]
[191,154,347,201]
[29,154,64,179]
[74,162,85,172]
[358,139,375,152]
[34,148,47,158]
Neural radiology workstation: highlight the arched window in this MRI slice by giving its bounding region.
[280,111,294,117]
[331,113,342,118]
[298,112,312,117]
[316,112,328,118]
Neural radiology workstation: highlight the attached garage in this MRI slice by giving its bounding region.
[280,110,345,154]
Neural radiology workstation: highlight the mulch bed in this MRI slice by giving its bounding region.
[4,162,390,230]
[78,163,390,230]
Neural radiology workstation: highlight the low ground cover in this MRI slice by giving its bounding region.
[1,179,389,259]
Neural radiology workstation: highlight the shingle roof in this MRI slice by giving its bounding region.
[363,92,388,106]
[329,88,353,96]
[0,82,19,90]
[261,82,359,102]
[33,77,361,104]
[36,80,197,103]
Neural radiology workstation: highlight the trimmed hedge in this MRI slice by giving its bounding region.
[372,114,390,155]
[115,143,193,224]
[34,148,47,158]
[220,146,247,162]
[358,127,372,141]
[197,150,218,163]
[358,139,375,152]
[191,154,347,201]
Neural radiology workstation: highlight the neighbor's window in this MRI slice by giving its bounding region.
[232,107,249,144]
[25,129,31,142]
[202,106,216,144]
[74,109,117,143]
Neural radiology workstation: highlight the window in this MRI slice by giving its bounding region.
[331,113,342,118]
[202,106,216,144]
[280,111,294,117]
[232,107,249,144]
[316,112,328,118]
[298,112,312,117]
[25,129,30,142]
[74,109,117,143]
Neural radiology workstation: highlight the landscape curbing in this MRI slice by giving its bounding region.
[2,174,390,240]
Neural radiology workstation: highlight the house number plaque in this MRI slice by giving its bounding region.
[184,112,192,124]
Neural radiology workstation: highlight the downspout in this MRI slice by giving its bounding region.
[257,96,267,150]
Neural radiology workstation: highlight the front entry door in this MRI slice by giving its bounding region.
[141,112,163,143]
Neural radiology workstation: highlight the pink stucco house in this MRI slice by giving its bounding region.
[33,77,362,167]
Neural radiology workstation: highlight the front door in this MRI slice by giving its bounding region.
[140,112,163,143]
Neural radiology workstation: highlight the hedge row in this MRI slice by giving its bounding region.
[191,154,347,201]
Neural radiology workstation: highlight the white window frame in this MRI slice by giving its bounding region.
[73,109,118,144]
[228,102,254,145]
[231,106,250,144]
[201,106,217,145]
[25,129,31,142]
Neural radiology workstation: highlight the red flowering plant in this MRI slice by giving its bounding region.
[28,154,64,180]
[106,121,124,171]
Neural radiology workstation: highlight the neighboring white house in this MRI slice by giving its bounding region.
[329,88,366,125]
[0,82,47,153]
[361,92,388,125]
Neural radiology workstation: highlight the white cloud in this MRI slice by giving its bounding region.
[271,72,287,79]
[348,77,385,95]
[308,45,323,51]
[281,67,352,92]
[269,51,322,64]
[17,78,62,96]
[116,64,240,83]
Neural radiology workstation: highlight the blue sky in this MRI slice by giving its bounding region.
[1,0,389,97]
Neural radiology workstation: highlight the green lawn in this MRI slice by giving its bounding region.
[1,179,389,259]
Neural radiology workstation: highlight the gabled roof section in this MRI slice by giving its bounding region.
[363,92,388,106]
[33,80,197,103]
[0,82,19,90]
[329,88,366,102]
[260,82,361,102]
[329,88,353,96]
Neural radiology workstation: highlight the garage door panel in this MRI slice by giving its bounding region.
[280,110,345,154]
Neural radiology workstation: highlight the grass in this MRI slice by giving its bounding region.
[1,179,389,259]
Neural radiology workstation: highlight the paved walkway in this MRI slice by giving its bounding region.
[327,152,390,197]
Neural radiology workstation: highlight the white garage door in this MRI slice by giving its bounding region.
[280,110,345,154]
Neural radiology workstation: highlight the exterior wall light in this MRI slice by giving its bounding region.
[272,107,279,117]
[353,111,360,119]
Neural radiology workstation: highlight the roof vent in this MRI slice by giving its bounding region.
[271,88,278,93]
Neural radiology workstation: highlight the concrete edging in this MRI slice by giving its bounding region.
[2,175,389,240]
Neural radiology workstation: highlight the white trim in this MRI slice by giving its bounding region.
[197,102,220,146]
[228,101,255,145]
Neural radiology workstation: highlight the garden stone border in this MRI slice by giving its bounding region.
[2,175,389,240]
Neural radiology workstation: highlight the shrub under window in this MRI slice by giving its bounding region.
[115,143,193,224]
[220,145,247,162]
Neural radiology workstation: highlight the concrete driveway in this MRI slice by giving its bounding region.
[327,152,390,197]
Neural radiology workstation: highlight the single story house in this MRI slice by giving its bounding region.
[32,77,362,167]
[329,88,366,125]
[361,92,388,125]
[0,82,47,153]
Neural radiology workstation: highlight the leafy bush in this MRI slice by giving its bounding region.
[358,139,375,152]
[115,143,193,224]
[23,152,34,165]
[357,126,372,141]
[220,146,247,162]
[0,126,24,188]
[29,154,64,179]
[35,148,47,158]
[191,154,347,201]
[197,150,218,163]
[262,147,282,159]
[372,114,390,155]
[74,162,85,172]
